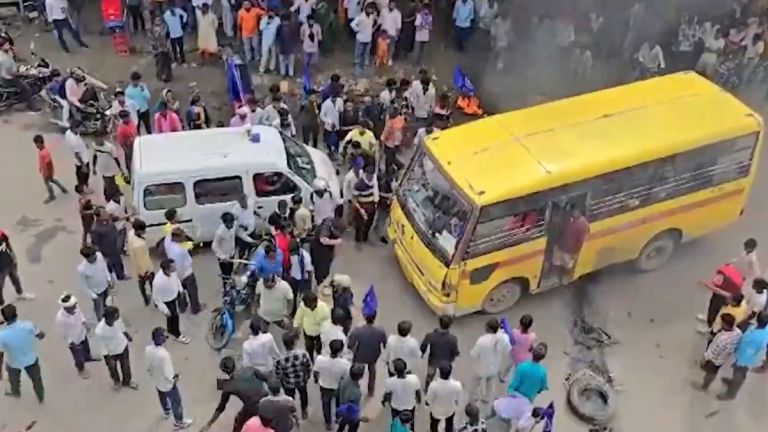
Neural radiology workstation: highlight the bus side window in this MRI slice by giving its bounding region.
[467,198,548,258]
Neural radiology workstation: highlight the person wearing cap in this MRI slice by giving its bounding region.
[310,177,338,228]
[144,327,193,429]
[230,105,251,127]
[55,294,94,378]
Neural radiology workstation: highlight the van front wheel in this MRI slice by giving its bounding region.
[634,230,680,272]
[482,280,523,314]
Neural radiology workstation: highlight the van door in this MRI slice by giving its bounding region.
[136,180,194,244]
[537,193,590,290]
[190,175,246,242]
[250,170,304,223]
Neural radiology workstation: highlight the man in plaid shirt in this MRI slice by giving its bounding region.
[275,331,313,419]
[698,313,742,392]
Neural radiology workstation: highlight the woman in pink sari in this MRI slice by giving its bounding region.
[509,314,537,365]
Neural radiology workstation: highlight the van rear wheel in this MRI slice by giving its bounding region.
[634,231,680,272]
[482,280,523,314]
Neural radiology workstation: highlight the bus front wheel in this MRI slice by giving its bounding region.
[482,280,524,314]
[633,230,680,272]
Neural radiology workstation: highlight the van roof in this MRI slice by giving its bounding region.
[133,126,288,178]
[426,72,762,206]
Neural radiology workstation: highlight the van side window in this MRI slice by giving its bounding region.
[143,182,187,211]
[193,176,244,205]
[467,197,548,258]
[253,172,299,197]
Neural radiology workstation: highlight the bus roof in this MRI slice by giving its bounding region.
[133,126,288,178]
[426,72,763,206]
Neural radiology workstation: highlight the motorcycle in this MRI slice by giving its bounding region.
[0,58,52,111]
[206,262,254,350]
[42,69,112,136]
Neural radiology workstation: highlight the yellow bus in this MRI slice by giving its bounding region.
[388,72,763,316]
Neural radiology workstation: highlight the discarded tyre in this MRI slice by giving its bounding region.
[567,369,617,426]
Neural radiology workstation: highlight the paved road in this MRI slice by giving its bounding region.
[2,27,768,432]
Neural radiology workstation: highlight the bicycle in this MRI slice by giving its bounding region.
[205,261,254,350]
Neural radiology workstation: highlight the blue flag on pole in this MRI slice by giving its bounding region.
[452,66,475,96]
[302,67,313,99]
[541,402,555,432]
[499,317,516,346]
[361,285,377,318]
[225,56,243,105]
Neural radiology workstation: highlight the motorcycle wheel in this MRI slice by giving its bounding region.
[206,308,232,350]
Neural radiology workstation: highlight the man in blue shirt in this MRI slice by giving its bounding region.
[0,304,46,402]
[452,0,474,52]
[507,343,548,402]
[124,71,152,134]
[163,1,189,65]
[719,311,768,400]
[247,242,284,279]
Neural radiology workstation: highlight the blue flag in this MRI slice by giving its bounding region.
[452,66,475,96]
[225,56,243,105]
[302,67,313,99]
[361,285,377,318]
[499,317,516,346]
[541,402,555,432]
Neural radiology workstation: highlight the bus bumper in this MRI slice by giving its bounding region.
[392,236,457,316]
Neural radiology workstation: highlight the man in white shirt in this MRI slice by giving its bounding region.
[385,320,421,375]
[313,339,351,429]
[242,318,281,373]
[636,42,665,77]
[380,1,402,65]
[732,238,761,284]
[383,358,421,423]
[413,121,439,148]
[152,259,191,344]
[45,0,89,53]
[320,94,343,156]
[55,294,94,378]
[695,27,725,78]
[470,318,511,402]
[77,245,112,320]
[63,126,91,192]
[165,228,204,314]
[145,327,193,429]
[408,73,436,122]
[232,193,265,258]
[254,275,294,327]
[350,5,377,73]
[742,33,765,84]
[104,193,129,252]
[342,160,362,225]
[94,305,138,390]
[320,308,348,356]
[212,212,237,279]
[92,137,124,202]
[425,364,462,432]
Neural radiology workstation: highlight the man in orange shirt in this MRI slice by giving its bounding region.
[33,134,68,204]
[380,107,405,172]
[238,0,265,63]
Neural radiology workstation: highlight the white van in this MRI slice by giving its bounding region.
[131,125,340,243]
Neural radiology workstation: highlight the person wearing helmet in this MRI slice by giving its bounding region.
[311,177,337,226]
[64,68,88,117]
[253,273,294,329]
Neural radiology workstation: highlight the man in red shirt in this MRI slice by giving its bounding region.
[115,110,138,176]
[552,205,590,285]
[33,135,68,204]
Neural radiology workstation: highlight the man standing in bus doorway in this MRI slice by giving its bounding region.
[551,205,590,286]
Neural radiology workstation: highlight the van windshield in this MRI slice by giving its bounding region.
[398,148,472,265]
[283,134,316,185]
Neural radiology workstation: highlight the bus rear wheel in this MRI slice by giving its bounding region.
[634,230,680,272]
[482,280,523,314]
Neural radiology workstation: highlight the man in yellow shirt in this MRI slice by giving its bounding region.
[712,293,749,333]
[341,121,378,164]
[127,219,154,306]
[293,291,330,363]
[162,208,194,250]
